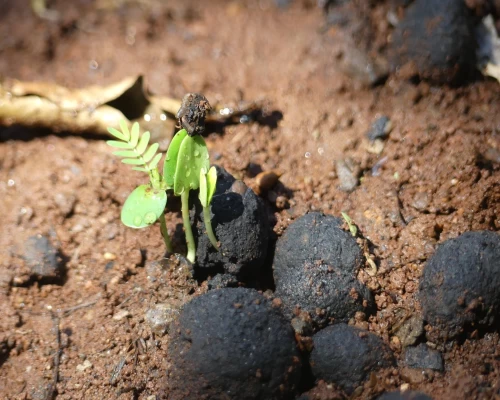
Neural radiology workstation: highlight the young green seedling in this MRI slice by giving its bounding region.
[163,129,219,262]
[107,120,172,252]
[106,113,218,263]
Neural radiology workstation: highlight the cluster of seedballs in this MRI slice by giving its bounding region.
[164,183,500,400]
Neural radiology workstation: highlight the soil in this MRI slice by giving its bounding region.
[0,1,499,399]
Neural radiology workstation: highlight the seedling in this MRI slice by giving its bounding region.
[341,212,358,237]
[106,98,218,263]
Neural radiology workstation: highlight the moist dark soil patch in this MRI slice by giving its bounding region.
[0,1,499,399]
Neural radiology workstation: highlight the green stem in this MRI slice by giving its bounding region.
[203,206,219,250]
[159,213,173,253]
[181,190,196,263]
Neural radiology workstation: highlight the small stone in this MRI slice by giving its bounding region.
[103,252,116,261]
[23,235,64,283]
[403,343,444,371]
[336,158,360,192]
[76,359,93,372]
[411,192,430,211]
[366,116,392,142]
[113,310,131,321]
[144,304,179,336]
[53,192,76,217]
[393,315,425,347]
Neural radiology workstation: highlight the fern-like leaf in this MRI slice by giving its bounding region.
[119,120,130,141]
[129,122,140,147]
[148,153,163,170]
[143,143,159,163]
[107,127,127,141]
[136,131,150,155]
[106,140,132,149]
[113,150,140,158]
[106,120,163,176]
[122,158,145,165]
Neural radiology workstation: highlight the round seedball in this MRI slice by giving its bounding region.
[391,0,477,84]
[419,231,500,341]
[194,166,269,279]
[310,324,395,394]
[167,288,301,400]
[273,212,374,328]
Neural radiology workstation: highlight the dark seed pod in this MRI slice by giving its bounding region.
[176,93,212,136]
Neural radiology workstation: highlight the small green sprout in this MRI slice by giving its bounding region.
[106,113,218,263]
[341,211,358,237]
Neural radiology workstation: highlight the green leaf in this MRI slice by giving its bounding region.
[129,122,140,147]
[122,158,145,165]
[173,134,210,195]
[119,120,130,141]
[199,168,208,207]
[143,143,159,163]
[113,150,139,158]
[206,166,217,204]
[121,184,167,229]
[132,167,148,172]
[148,153,163,170]
[136,131,150,155]
[106,140,132,149]
[107,127,127,141]
[163,129,188,188]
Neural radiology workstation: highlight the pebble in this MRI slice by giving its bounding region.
[76,359,93,372]
[144,304,179,336]
[393,315,425,347]
[22,235,64,283]
[112,310,131,321]
[403,343,444,371]
[366,116,392,142]
[336,158,360,192]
